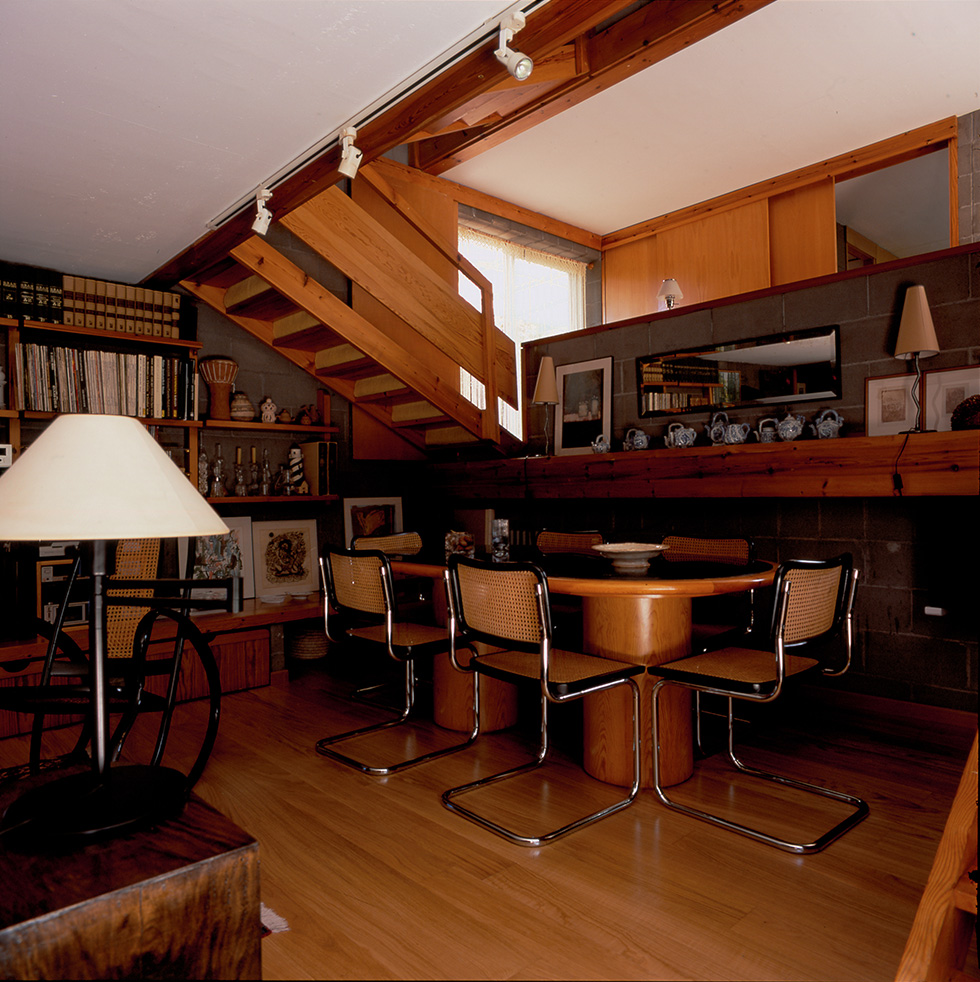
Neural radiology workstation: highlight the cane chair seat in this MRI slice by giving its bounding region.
[442,555,642,846]
[316,547,476,775]
[650,553,868,854]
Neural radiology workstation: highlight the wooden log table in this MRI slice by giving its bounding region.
[393,558,774,788]
[0,787,261,980]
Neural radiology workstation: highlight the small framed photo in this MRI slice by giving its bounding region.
[865,373,917,436]
[251,519,318,599]
[555,356,613,455]
[924,365,980,431]
[178,515,255,601]
[343,497,403,546]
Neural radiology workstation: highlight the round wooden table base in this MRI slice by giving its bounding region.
[582,594,694,788]
[432,651,518,733]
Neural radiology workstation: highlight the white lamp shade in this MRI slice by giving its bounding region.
[657,278,683,300]
[0,414,228,541]
[532,356,559,404]
[894,285,939,360]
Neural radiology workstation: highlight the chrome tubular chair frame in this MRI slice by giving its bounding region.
[441,556,642,847]
[316,549,477,776]
[651,555,868,854]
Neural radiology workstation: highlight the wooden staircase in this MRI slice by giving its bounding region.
[180,163,519,455]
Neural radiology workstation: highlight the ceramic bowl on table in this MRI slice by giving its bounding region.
[592,542,669,576]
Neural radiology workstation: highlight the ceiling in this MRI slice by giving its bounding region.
[2,0,978,286]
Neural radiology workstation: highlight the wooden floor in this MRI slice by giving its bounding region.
[1,661,975,982]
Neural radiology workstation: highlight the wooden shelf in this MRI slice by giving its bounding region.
[18,318,201,351]
[430,431,979,499]
[207,494,337,504]
[202,418,337,434]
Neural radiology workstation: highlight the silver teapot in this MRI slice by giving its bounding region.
[591,434,610,454]
[810,408,845,439]
[665,422,697,448]
[624,427,649,450]
[777,412,806,441]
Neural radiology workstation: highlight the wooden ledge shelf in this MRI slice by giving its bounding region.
[431,432,978,499]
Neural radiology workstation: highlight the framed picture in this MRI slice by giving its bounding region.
[178,515,254,600]
[343,497,403,545]
[865,372,917,436]
[555,357,613,455]
[924,365,980,432]
[251,519,318,599]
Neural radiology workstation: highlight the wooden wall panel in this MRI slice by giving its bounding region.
[768,177,838,285]
[602,200,770,321]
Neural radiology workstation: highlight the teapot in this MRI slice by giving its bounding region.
[754,417,778,443]
[706,411,729,445]
[723,421,751,445]
[591,434,610,454]
[665,422,697,448]
[777,412,806,442]
[624,427,649,451]
[810,408,845,439]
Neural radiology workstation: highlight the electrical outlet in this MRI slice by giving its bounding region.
[923,606,947,617]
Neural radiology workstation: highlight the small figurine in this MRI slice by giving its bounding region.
[287,443,308,494]
[259,397,277,423]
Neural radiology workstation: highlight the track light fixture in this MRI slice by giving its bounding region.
[495,11,533,81]
[251,187,273,235]
[338,126,363,180]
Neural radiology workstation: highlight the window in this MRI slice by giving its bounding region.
[457,227,587,439]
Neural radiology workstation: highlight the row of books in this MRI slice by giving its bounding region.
[640,358,720,384]
[13,342,197,420]
[0,261,185,338]
[641,390,716,412]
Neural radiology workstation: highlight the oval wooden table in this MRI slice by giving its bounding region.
[391,558,774,789]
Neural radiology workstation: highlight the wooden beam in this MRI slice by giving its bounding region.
[414,0,771,175]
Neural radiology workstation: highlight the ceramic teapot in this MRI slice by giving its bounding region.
[810,408,845,439]
[624,427,649,451]
[665,422,697,448]
[707,411,730,445]
[777,412,806,441]
[754,417,778,443]
[723,421,751,445]
[591,434,610,454]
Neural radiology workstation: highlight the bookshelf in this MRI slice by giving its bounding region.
[636,354,724,415]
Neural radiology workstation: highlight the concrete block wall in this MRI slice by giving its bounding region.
[959,109,980,245]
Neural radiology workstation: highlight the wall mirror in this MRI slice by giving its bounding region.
[636,325,841,418]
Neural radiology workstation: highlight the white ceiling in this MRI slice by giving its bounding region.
[2,0,978,285]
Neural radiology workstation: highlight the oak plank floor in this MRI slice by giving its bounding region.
[0,662,974,982]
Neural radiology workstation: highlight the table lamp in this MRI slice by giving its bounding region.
[532,356,559,456]
[0,413,228,840]
[894,284,940,432]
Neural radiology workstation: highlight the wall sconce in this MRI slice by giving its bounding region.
[251,187,273,235]
[532,355,559,456]
[338,126,363,180]
[495,12,533,81]
[657,278,683,310]
[894,284,940,432]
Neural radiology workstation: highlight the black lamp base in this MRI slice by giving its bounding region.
[1,764,188,847]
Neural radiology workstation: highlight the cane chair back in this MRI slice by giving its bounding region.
[352,531,423,557]
[442,555,642,845]
[324,550,390,623]
[662,535,753,565]
[106,538,160,659]
[649,553,867,853]
[535,530,604,557]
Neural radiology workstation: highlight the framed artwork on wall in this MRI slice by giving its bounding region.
[251,519,318,600]
[343,497,403,545]
[555,356,613,455]
[178,515,254,601]
[865,373,917,436]
[923,365,980,431]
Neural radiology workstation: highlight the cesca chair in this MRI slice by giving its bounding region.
[649,553,869,853]
[441,555,643,846]
[534,529,605,557]
[316,547,477,775]
[352,530,430,619]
